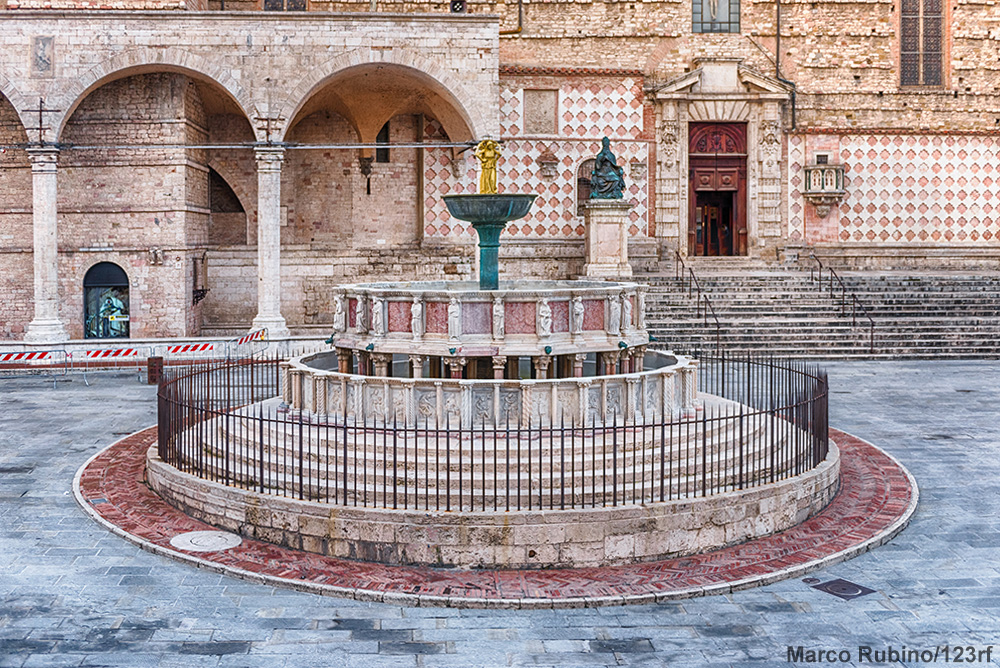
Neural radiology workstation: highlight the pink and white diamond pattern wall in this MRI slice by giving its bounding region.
[790,134,1000,245]
[422,76,650,242]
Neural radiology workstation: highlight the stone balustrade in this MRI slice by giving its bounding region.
[283,350,697,427]
[328,280,649,359]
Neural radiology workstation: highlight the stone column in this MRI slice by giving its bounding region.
[279,361,292,406]
[336,348,352,374]
[633,346,646,373]
[600,351,619,376]
[409,354,424,379]
[252,147,290,338]
[314,376,327,419]
[533,356,551,380]
[573,353,587,378]
[447,357,466,379]
[491,355,506,380]
[24,147,68,343]
[371,353,391,377]
[581,199,633,278]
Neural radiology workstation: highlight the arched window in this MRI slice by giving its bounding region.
[576,158,596,216]
[83,262,130,339]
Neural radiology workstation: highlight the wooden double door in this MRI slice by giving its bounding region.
[688,123,748,257]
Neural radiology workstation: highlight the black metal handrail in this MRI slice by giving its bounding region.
[809,254,875,353]
[674,249,722,351]
[156,353,829,512]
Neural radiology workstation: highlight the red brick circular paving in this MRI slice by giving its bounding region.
[74,427,916,608]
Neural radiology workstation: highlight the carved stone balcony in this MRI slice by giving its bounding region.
[802,164,846,218]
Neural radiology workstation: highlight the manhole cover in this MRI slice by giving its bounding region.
[169,531,242,552]
[811,578,875,601]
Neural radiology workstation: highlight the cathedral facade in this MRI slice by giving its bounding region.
[0,0,996,341]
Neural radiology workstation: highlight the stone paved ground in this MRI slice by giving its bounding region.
[1,361,998,667]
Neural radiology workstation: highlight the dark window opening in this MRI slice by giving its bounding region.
[83,262,130,339]
[901,0,943,86]
[376,122,390,163]
[264,0,305,9]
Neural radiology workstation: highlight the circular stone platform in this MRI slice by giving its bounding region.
[74,427,916,608]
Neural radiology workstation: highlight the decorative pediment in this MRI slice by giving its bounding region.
[647,68,703,95]
[648,59,792,100]
[737,65,795,95]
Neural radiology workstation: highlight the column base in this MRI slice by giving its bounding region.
[582,263,633,279]
[251,315,291,339]
[24,318,69,345]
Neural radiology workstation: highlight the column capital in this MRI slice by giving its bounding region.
[27,146,59,175]
[254,145,286,170]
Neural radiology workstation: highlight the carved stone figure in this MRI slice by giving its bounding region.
[474,394,491,424]
[608,296,622,334]
[371,296,384,335]
[537,299,552,337]
[637,291,646,329]
[621,293,632,333]
[570,296,585,334]
[357,297,369,333]
[492,297,505,339]
[333,294,346,333]
[448,297,461,340]
[589,136,626,200]
[410,299,423,340]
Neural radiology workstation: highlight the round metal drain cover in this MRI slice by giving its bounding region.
[801,577,821,584]
[825,581,864,597]
[169,531,242,552]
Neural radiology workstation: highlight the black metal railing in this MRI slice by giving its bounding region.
[674,249,722,350]
[809,253,875,353]
[157,353,828,512]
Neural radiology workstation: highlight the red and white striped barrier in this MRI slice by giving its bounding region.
[164,343,215,355]
[0,349,69,381]
[79,348,139,359]
[234,329,266,347]
[0,351,53,363]
[226,328,269,360]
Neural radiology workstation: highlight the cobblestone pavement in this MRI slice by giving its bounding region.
[1,361,998,667]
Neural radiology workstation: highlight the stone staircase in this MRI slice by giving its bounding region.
[642,267,1000,359]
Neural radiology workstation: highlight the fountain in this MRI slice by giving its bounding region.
[147,139,838,572]
[442,139,536,290]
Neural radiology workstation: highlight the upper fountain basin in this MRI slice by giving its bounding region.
[443,194,537,224]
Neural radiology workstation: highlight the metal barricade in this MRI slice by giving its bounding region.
[156,341,222,364]
[225,328,268,360]
[70,346,150,385]
[0,349,69,387]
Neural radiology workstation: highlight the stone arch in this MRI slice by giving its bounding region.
[0,74,31,135]
[53,48,258,142]
[279,47,491,144]
[207,159,255,222]
[206,158,255,246]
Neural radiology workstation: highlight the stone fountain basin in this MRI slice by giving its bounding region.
[443,193,537,224]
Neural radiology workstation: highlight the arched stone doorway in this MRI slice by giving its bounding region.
[83,262,130,339]
[688,123,747,256]
[649,59,791,261]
